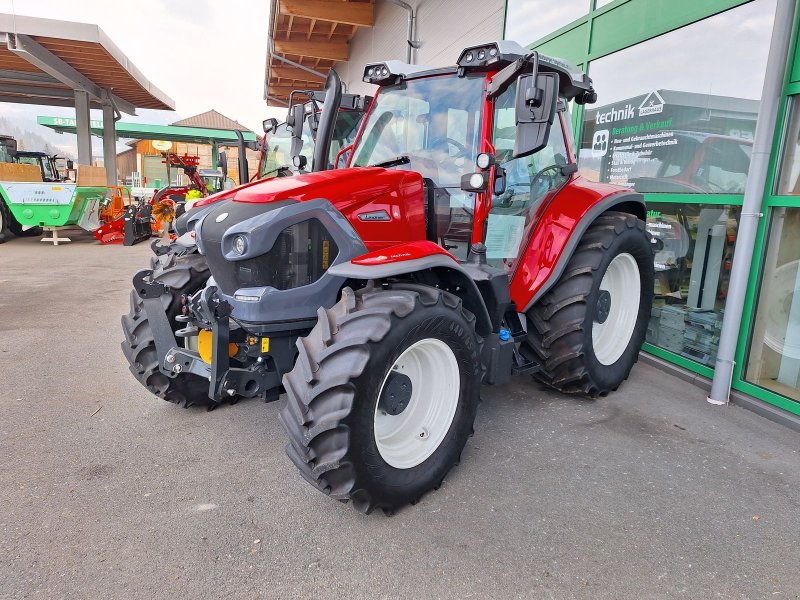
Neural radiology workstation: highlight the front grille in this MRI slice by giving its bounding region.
[201,200,294,295]
[236,219,338,291]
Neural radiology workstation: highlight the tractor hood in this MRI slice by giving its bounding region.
[222,167,428,250]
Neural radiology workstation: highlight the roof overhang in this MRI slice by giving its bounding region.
[264,0,374,106]
[0,13,175,114]
[38,116,258,145]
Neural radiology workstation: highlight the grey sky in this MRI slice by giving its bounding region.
[0,0,286,153]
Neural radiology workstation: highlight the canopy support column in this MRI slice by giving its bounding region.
[102,98,118,186]
[74,89,92,165]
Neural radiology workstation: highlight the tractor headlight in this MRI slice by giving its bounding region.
[460,172,489,192]
[464,51,474,62]
[476,152,495,170]
[233,235,247,255]
[477,49,486,60]
[367,67,375,77]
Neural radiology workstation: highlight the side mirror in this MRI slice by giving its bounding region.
[514,72,559,158]
[289,103,306,160]
[66,159,74,170]
[493,165,507,196]
[263,118,278,134]
[218,151,228,179]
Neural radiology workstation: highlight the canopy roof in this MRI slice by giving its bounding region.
[264,0,374,106]
[0,13,174,114]
[37,116,258,144]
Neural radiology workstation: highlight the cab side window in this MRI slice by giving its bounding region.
[487,82,571,270]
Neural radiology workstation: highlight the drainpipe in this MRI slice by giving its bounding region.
[707,0,797,405]
[388,0,417,64]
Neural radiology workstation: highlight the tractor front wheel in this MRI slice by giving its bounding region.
[527,211,654,397]
[280,284,481,514]
[121,253,213,408]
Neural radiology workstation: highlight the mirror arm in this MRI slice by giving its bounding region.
[486,52,537,100]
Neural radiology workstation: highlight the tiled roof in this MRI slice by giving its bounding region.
[170,110,251,131]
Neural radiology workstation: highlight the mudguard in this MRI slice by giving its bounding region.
[510,184,646,312]
[330,241,494,336]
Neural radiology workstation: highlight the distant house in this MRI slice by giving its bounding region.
[116,110,260,187]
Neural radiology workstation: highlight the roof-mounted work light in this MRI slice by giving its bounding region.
[362,60,431,85]
[457,41,529,71]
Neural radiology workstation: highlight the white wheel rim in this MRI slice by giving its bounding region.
[374,338,460,469]
[592,252,641,366]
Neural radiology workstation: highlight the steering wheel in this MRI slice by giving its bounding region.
[530,164,563,194]
[430,137,470,159]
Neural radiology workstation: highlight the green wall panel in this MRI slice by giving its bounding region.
[588,0,750,59]
[533,22,589,65]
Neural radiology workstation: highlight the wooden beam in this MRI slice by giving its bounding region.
[273,39,349,62]
[267,84,324,97]
[269,65,326,82]
[279,0,374,28]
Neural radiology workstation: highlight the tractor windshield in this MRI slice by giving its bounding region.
[352,74,484,187]
[351,74,485,260]
[259,123,306,179]
[17,154,57,181]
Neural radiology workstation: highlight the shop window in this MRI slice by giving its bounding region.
[775,96,800,194]
[504,0,590,47]
[578,0,776,193]
[645,203,740,366]
[745,208,800,403]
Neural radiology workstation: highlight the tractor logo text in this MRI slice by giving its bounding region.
[638,91,665,117]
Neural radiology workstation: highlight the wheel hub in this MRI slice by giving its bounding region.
[591,252,641,366]
[378,370,413,416]
[373,337,460,469]
[595,290,612,324]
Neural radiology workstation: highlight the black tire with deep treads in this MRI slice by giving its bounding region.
[526,211,654,398]
[0,199,12,244]
[279,284,481,514]
[121,252,214,408]
[8,219,42,237]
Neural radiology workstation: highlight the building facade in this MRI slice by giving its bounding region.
[268,0,800,426]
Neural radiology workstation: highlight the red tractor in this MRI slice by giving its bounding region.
[122,42,654,514]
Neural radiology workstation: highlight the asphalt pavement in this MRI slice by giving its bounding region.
[1,230,798,600]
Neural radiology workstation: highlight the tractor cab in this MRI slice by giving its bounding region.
[0,135,16,163]
[349,42,595,265]
[13,151,62,182]
[258,92,370,180]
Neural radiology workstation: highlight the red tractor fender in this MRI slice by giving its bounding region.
[510,178,646,313]
[329,240,494,337]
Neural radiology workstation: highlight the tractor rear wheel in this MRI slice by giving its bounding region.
[121,253,214,408]
[8,219,42,237]
[0,199,11,244]
[280,284,481,514]
[526,211,653,397]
